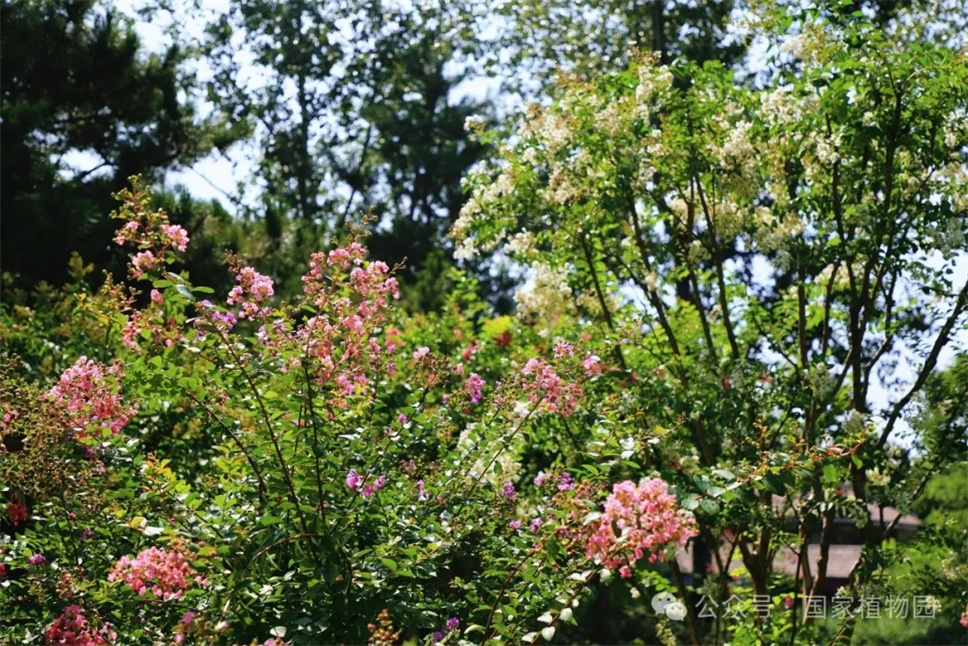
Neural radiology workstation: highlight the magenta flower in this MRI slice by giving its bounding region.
[445,617,460,631]
[346,469,364,491]
[464,373,485,404]
[27,553,46,566]
[558,472,574,492]
[45,606,115,645]
[501,481,516,499]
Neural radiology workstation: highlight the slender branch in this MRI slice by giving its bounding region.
[181,388,267,502]
[694,178,739,359]
[877,280,968,448]
[579,235,628,370]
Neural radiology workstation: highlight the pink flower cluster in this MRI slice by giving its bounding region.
[160,224,189,252]
[228,267,275,319]
[293,246,401,405]
[113,205,190,279]
[346,469,386,498]
[130,251,158,278]
[47,357,136,435]
[581,354,603,376]
[44,605,115,645]
[464,373,485,403]
[585,478,698,578]
[521,358,584,416]
[107,546,207,600]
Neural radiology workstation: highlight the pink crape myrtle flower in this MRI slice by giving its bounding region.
[521,358,584,416]
[130,250,157,278]
[48,357,136,435]
[581,354,603,377]
[553,341,574,358]
[228,267,275,319]
[108,546,208,601]
[464,373,485,404]
[585,478,697,577]
[160,224,189,252]
[346,469,365,491]
[412,346,430,360]
[114,220,141,246]
[44,605,116,645]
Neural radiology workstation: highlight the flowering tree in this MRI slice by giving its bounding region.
[453,6,968,644]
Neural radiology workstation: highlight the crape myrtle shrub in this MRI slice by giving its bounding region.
[1,181,699,645]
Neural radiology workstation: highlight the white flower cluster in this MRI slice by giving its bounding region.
[635,58,674,114]
[458,425,522,487]
[452,169,516,260]
[514,262,574,330]
[504,230,536,256]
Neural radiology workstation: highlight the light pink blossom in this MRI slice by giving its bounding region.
[108,546,206,601]
[585,478,697,577]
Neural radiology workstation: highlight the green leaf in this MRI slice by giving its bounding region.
[699,498,720,515]
[765,473,786,495]
[175,284,195,302]
[823,464,838,483]
[380,558,398,572]
[712,469,736,481]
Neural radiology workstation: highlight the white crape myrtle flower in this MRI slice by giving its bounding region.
[470,448,521,487]
[634,60,674,108]
[505,231,536,256]
[454,237,478,261]
[559,608,573,622]
[541,626,556,641]
[867,467,891,487]
[539,112,574,157]
[620,437,636,459]
[514,262,574,328]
